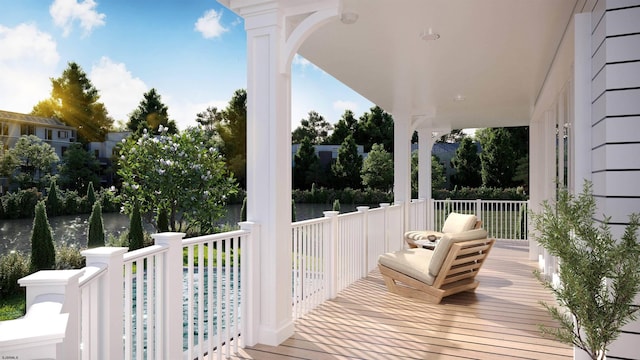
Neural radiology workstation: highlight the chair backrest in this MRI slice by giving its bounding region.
[441,212,479,233]
[428,228,488,277]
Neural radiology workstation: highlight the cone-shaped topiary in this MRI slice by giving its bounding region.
[332,199,341,212]
[30,201,56,272]
[240,196,247,222]
[86,181,96,208]
[157,207,169,233]
[46,181,61,217]
[128,202,144,251]
[87,202,105,248]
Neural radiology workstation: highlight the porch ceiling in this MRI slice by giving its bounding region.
[297,0,577,130]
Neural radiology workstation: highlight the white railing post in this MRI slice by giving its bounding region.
[379,203,390,252]
[19,269,84,359]
[356,206,370,277]
[151,232,185,360]
[323,211,339,299]
[428,198,435,230]
[475,199,482,223]
[81,247,127,360]
[239,221,259,347]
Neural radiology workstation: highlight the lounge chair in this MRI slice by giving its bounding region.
[378,229,494,303]
[404,212,482,249]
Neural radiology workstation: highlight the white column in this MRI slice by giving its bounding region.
[393,110,412,235]
[573,13,592,189]
[81,247,128,360]
[417,128,432,201]
[244,5,294,346]
[151,232,185,360]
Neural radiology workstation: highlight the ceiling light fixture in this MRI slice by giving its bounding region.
[421,28,440,41]
[340,12,359,25]
[454,95,466,101]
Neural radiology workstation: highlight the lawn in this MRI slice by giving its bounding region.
[0,291,26,321]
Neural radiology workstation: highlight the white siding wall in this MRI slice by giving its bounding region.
[591,1,640,358]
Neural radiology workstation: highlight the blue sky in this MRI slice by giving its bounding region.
[0,0,373,130]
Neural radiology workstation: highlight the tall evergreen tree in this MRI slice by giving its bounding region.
[451,137,482,188]
[331,135,363,189]
[479,128,518,188]
[127,88,178,135]
[292,111,332,145]
[30,201,55,272]
[293,137,322,190]
[86,181,96,208]
[128,201,144,251]
[358,106,394,152]
[87,202,105,248]
[217,89,247,188]
[46,181,61,217]
[326,110,359,145]
[32,62,112,143]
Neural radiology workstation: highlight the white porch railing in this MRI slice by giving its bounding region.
[3,198,528,359]
[291,202,405,320]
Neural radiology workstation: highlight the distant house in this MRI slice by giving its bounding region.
[0,109,76,158]
[88,131,131,186]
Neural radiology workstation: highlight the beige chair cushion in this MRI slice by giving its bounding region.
[428,228,488,277]
[441,212,478,233]
[378,248,436,285]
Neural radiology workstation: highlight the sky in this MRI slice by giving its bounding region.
[0,0,373,131]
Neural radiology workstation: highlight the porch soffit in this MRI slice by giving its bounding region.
[296,0,578,130]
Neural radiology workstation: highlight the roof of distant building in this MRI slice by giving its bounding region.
[0,109,74,129]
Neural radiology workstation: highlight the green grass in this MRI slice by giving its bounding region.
[182,245,240,267]
[0,291,26,321]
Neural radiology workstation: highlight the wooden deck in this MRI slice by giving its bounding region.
[230,242,572,359]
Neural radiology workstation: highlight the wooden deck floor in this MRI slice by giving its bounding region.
[230,242,572,360]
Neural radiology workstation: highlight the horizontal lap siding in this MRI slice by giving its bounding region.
[592,1,640,359]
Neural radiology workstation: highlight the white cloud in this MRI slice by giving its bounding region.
[90,57,147,122]
[333,100,358,114]
[50,0,106,37]
[194,9,228,39]
[0,23,60,113]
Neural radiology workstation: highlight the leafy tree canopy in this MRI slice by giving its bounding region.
[117,126,238,235]
[293,137,322,190]
[127,88,178,136]
[8,135,59,190]
[436,129,467,143]
[326,110,359,145]
[32,62,113,143]
[451,137,482,188]
[478,127,519,188]
[361,143,393,192]
[331,135,362,189]
[358,106,394,152]
[57,143,100,193]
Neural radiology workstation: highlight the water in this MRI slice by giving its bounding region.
[0,203,373,255]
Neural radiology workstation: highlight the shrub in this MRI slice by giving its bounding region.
[86,182,96,208]
[62,190,81,215]
[99,188,119,213]
[332,199,341,212]
[157,207,169,232]
[0,251,29,297]
[30,201,56,272]
[56,244,85,269]
[87,202,105,248]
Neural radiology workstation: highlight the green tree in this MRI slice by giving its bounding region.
[57,143,100,193]
[513,154,529,189]
[292,111,332,145]
[326,110,359,145]
[331,135,362,189]
[361,143,393,191]
[30,201,56,272]
[451,137,482,188]
[217,89,247,188]
[293,137,322,190]
[87,202,105,248]
[32,62,112,143]
[157,207,169,232]
[531,183,640,360]
[127,88,178,135]
[46,181,61,217]
[86,181,96,208]
[478,128,517,188]
[0,146,20,189]
[128,201,144,251]
[8,135,59,190]
[117,127,238,234]
[358,106,394,152]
